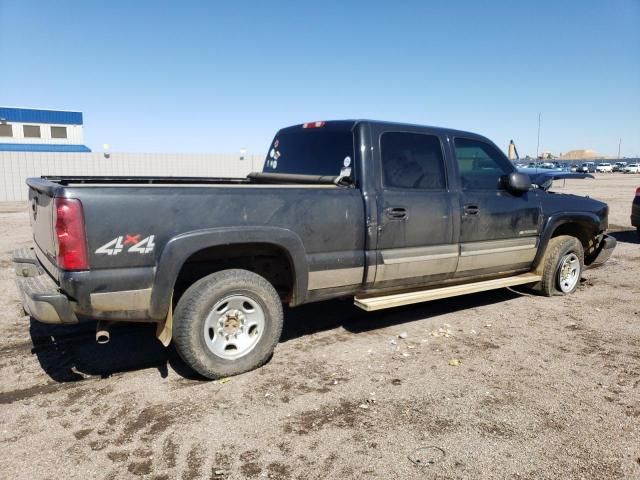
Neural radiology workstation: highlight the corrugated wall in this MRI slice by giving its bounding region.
[0,151,262,201]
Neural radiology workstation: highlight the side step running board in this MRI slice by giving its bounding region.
[354,273,541,311]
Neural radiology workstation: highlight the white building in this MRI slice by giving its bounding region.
[0,107,90,152]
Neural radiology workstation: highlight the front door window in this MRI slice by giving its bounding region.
[454,137,511,190]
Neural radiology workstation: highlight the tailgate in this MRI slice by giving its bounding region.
[27,179,59,276]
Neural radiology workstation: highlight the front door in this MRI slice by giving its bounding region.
[374,129,459,288]
[452,137,541,277]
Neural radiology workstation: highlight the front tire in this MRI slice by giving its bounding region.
[537,235,584,296]
[173,269,283,379]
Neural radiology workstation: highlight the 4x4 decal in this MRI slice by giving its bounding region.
[95,235,155,255]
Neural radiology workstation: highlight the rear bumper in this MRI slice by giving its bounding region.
[15,274,78,324]
[13,247,155,324]
[587,234,616,269]
[13,248,78,324]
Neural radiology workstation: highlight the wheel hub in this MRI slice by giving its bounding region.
[220,309,245,337]
[204,294,265,360]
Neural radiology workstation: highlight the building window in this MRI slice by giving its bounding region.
[0,124,12,137]
[51,126,68,139]
[23,125,41,138]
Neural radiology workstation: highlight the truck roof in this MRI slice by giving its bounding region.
[277,119,488,140]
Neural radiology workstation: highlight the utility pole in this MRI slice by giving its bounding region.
[618,138,621,159]
[536,112,541,162]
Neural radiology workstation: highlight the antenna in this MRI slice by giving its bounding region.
[536,112,541,163]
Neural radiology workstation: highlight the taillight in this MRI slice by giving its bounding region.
[636,187,640,197]
[54,198,89,270]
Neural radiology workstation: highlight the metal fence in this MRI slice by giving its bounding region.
[0,151,263,201]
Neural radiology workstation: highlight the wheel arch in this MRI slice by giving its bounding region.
[532,213,601,269]
[149,227,308,320]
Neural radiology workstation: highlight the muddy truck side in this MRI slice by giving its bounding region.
[14,120,616,378]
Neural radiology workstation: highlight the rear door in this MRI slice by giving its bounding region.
[451,136,541,277]
[373,127,459,288]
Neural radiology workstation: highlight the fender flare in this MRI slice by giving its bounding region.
[149,226,308,320]
[532,212,601,269]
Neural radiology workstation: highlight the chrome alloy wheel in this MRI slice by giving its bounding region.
[203,295,265,359]
[557,253,580,293]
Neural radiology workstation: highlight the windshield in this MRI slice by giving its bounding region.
[263,123,355,176]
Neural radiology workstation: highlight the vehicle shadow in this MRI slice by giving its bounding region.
[609,229,639,245]
[29,288,524,383]
[281,288,522,341]
[28,319,198,383]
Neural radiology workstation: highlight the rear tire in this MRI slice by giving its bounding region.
[173,269,283,379]
[536,235,584,296]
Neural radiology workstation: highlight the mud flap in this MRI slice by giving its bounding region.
[155,294,173,347]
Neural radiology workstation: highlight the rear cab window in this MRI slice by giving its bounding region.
[381,132,447,190]
[263,121,355,177]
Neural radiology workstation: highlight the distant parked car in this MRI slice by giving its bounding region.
[632,187,640,239]
[613,162,627,172]
[624,163,640,174]
[579,162,596,173]
[596,163,613,173]
[548,162,569,171]
[525,162,556,169]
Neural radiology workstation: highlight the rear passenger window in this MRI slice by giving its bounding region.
[454,138,511,190]
[381,132,446,190]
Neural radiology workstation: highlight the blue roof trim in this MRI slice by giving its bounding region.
[0,143,91,152]
[0,107,83,125]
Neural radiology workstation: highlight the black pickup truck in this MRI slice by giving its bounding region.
[14,120,616,378]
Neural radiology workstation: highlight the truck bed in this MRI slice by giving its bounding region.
[25,174,365,312]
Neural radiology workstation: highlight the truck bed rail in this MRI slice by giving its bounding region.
[40,175,250,186]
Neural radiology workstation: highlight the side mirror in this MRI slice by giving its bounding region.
[504,172,532,194]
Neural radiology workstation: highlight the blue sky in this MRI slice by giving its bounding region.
[1,1,638,157]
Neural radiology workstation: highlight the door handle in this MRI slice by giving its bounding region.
[463,204,479,215]
[385,207,408,220]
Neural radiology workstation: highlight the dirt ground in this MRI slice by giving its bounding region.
[1,174,638,480]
